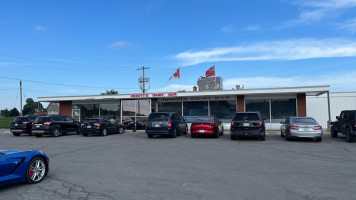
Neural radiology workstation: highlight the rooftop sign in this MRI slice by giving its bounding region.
[130,93,177,98]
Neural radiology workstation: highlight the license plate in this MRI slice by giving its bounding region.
[243,123,249,127]
[15,124,18,126]
[36,125,40,128]
[300,128,312,131]
[154,124,161,127]
[87,125,92,128]
[199,130,205,133]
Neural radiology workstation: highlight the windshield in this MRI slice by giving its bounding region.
[234,113,260,121]
[195,117,214,123]
[291,118,317,124]
[148,113,169,121]
[13,117,28,123]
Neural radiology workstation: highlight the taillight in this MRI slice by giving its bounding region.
[290,126,299,130]
[94,123,102,126]
[168,121,172,128]
[23,121,30,125]
[43,122,53,125]
[354,123,356,128]
[231,121,235,126]
[145,122,147,127]
[258,121,263,126]
[81,124,84,126]
[313,126,322,130]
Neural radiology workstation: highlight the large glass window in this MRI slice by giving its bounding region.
[183,101,208,122]
[210,100,236,123]
[122,100,136,116]
[80,104,99,120]
[157,102,182,116]
[271,99,296,123]
[137,100,150,117]
[245,99,270,123]
[100,103,120,118]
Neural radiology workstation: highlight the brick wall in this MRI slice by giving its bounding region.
[236,95,245,112]
[297,93,306,117]
[59,101,72,117]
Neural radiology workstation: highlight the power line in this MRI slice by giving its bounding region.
[0,76,137,90]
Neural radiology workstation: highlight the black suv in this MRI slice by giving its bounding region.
[10,115,38,136]
[331,110,356,142]
[145,112,188,138]
[32,115,81,137]
[81,117,125,136]
[230,112,266,141]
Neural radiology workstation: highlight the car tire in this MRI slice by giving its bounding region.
[231,135,236,140]
[147,134,153,138]
[221,126,224,135]
[213,132,219,138]
[77,128,81,134]
[101,128,108,136]
[35,134,42,137]
[26,157,47,184]
[345,128,355,143]
[83,133,88,136]
[13,132,21,136]
[280,131,284,137]
[51,128,61,137]
[285,134,291,141]
[170,128,177,138]
[315,137,322,142]
[331,126,338,138]
[118,126,124,134]
[259,133,266,141]
[183,126,188,135]
[191,134,196,138]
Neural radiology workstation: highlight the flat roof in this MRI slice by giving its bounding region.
[38,85,330,102]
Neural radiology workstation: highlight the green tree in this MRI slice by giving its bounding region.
[23,98,43,115]
[10,108,19,117]
[1,109,11,117]
[101,89,118,95]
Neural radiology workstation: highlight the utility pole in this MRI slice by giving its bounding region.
[137,66,150,93]
[20,80,22,116]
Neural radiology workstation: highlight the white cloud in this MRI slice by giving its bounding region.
[175,38,356,66]
[285,0,356,25]
[244,24,260,31]
[151,84,195,93]
[336,18,356,33]
[109,41,129,48]
[35,25,46,31]
[221,25,233,32]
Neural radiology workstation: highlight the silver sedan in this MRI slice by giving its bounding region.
[280,117,323,142]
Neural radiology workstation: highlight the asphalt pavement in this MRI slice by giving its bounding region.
[0,129,356,200]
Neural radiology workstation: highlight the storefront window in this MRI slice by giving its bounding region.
[100,104,120,118]
[122,100,136,116]
[210,100,236,123]
[157,102,182,116]
[271,99,296,123]
[245,99,270,123]
[80,104,99,120]
[137,100,150,117]
[183,101,208,122]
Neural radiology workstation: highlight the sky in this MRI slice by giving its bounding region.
[1,0,356,110]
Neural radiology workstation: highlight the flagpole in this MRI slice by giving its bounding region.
[179,66,181,91]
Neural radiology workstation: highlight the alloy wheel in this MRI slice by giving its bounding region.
[29,159,46,182]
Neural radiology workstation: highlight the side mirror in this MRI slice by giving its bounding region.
[336,116,340,120]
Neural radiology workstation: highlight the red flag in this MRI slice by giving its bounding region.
[169,68,180,80]
[205,65,215,77]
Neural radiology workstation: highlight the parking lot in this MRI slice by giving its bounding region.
[1,129,356,200]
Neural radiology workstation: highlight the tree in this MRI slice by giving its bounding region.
[0,109,10,117]
[10,108,19,117]
[101,89,118,95]
[23,98,43,115]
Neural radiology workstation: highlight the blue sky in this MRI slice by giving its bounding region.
[1,0,356,110]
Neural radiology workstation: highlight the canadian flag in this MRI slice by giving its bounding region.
[169,68,180,80]
[205,65,215,77]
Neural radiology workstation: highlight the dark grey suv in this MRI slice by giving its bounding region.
[230,112,266,141]
[145,112,188,138]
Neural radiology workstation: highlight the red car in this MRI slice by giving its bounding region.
[191,116,224,138]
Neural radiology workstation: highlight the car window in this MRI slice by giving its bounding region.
[195,117,214,122]
[291,118,317,124]
[233,113,260,121]
[348,112,356,121]
[13,117,27,123]
[35,117,53,123]
[65,116,73,122]
[148,113,169,121]
[83,119,100,123]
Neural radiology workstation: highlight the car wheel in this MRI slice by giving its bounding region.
[213,132,219,138]
[345,128,355,143]
[77,128,81,134]
[231,135,236,140]
[51,128,61,137]
[35,134,42,137]
[259,133,266,141]
[83,133,88,136]
[315,137,322,142]
[147,134,153,138]
[13,132,21,136]
[119,126,124,134]
[26,157,47,184]
[331,126,338,138]
[184,126,188,135]
[280,130,284,137]
[221,126,224,135]
[101,129,108,136]
[191,134,196,138]
[170,128,177,138]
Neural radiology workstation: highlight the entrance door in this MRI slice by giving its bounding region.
[72,109,80,122]
[121,100,151,129]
